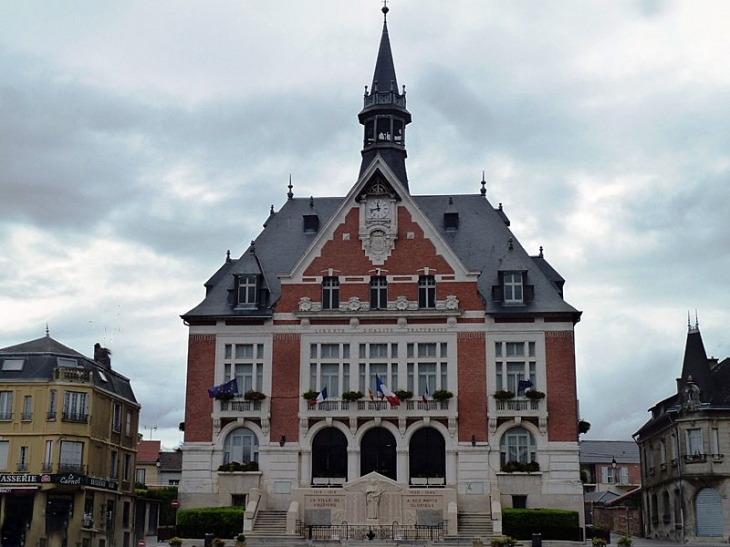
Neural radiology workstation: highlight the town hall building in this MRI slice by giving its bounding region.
[179,6,583,539]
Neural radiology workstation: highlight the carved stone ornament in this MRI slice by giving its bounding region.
[298,297,313,311]
[361,228,395,265]
[445,295,459,310]
[395,295,409,311]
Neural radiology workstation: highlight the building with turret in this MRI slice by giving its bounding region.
[634,321,730,541]
[179,6,583,539]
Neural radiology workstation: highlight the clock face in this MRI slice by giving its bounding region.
[367,199,389,219]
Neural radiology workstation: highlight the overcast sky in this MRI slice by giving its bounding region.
[2,1,729,450]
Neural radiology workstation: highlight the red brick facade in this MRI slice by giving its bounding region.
[184,334,216,442]
[457,331,487,443]
[545,330,578,441]
[271,333,302,443]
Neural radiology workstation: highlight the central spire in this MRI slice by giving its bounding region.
[358,4,412,190]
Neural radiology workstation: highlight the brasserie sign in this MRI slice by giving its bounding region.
[0,473,118,491]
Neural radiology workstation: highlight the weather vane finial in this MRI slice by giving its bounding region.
[382,0,389,18]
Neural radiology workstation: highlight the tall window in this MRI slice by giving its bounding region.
[123,454,132,481]
[112,403,122,432]
[711,428,720,456]
[0,391,13,420]
[224,343,264,394]
[136,468,146,485]
[311,427,348,480]
[370,276,388,309]
[687,428,703,456]
[500,427,536,466]
[0,441,7,470]
[18,446,29,471]
[418,275,436,309]
[322,277,340,309]
[310,343,350,397]
[237,275,258,308]
[110,451,119,478]
[22,396,32,420]
[223,427,259,464]
[125,410,132,437]
[59,441,83,473]
[495,341,537,393]
[44,440,54,472]
[48,389,57,420]
[359,343,398,394]
[503,272,524,304]
[63,391,89,422]
[407,342,447,394]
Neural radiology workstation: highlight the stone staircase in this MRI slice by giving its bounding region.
[454,512,494,541]
[246,510,292,541]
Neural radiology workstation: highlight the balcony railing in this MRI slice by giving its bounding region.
[219,400,263,412]
[495,399,541,411]
[62,412,89,423]
[54,367,92,383]
[684,453,708,464]
[58,462,86,473]
[305,398,454,419]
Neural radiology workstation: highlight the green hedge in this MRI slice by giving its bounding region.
[176,506,245,538]
[503,508,582,541]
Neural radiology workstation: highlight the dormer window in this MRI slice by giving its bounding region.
[322,277,340,310]
[236,275,258,308]
[503,272,523,304]
[418,275,436,309]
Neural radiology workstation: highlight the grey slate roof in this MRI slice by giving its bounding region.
[0,335,138,405]
[182,192,580,322]
[579,440,640,465]
[635,327,730,438]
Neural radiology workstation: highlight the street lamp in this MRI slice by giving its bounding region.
[611,457,617,487]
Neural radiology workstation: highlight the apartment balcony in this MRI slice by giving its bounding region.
[54,367,92,383]
[493,397,544,417]
[217,398,269,419]
[57,463,87,474]
[304,398,455,420]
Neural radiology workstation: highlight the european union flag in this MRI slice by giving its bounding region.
[517,379,533,396]
[208,379,239,398]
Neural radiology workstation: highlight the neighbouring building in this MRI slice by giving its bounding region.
[580,440,640,494]
[136,440,162,487]
[179,6,583,539]
[0,333,140,547]
[634,321,730,541]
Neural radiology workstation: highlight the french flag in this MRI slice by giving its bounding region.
[310,386,328,407]
[422,384,430,405]
[376,375,400,407]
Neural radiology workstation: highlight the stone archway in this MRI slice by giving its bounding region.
[360,427,397,480]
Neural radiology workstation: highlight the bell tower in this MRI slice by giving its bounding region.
[358,4,412,190]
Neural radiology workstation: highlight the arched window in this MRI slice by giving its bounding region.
[499,426,536,467]
[223,427,259,464]
[312,427,348,480]
[361,427,397,480]
[409,428,445,482]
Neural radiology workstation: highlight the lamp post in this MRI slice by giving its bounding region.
[611,457,618,537]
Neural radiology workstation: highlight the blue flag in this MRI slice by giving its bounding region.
[517,379,533,397]
[208,379,239,398]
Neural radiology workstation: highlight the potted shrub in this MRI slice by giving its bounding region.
[302,390,319,401]
[431,389,453,401]
[491,537,517,547]
[493,390,515,400]
[236,534,246,547]
[617,536,632,547]
[394,389,413,401]
[524,389,545,400]
[244,390,266,401]
[341,390,364,401]
[213,539,225,547]
[168,539,183,547]
[591,538,607,547]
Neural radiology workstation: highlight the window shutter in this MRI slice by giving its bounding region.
[601,466,609,483]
